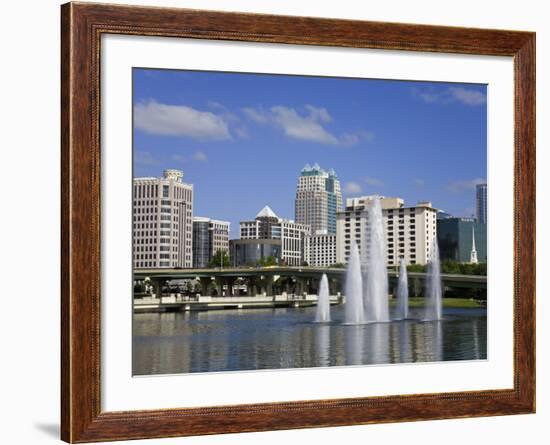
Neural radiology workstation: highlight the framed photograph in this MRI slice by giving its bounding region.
[61,2,535,442]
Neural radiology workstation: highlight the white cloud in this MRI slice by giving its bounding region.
[207,100,225,110]
[448,87,487,106]
[134,101,231,140]
[340,131,374,147]
[235,127,249,139]
[206,101,240,123]
[270,106,339,144]
[412,86,486,106]
[193,151,207,162]
[242,107,268,123]
[304,104,332,123]
[344,181,362,194]
[363,176,384,186]
[447,178,486,193]
[172,153,186,162]
[413,89,440,104]
[172,151,208,163]
[135,151,160,165]
[243,105,371,146]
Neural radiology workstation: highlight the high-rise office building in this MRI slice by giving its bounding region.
[192,217,230,268]
[295,163,342,235]
[438,217,487,263]
[476,183,487,224]
[336,196,438,267]
[231,206,311,266]
[133,169,193,269]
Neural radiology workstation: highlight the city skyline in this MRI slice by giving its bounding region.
[133,68,487,238]
[130,69,488,378]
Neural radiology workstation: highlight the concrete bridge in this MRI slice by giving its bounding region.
[134,266,486,299]
[388,271,486,291]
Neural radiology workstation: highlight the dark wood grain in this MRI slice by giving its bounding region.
[60,2,536,442]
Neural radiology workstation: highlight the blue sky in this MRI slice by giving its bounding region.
[133,68,487,238]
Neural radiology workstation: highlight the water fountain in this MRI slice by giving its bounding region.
[396,258,409,320]
[364,198,390,322]
[424,238,443,321]
[315,274,331,323]
[344,242,365,324]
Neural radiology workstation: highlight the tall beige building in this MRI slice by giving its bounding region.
[295,163,343,235]
[336,196,437,267]
[133,169,193,269]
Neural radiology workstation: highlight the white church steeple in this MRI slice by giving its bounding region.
[470,226,478,264]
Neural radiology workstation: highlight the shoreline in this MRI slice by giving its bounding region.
[133,296,485,313]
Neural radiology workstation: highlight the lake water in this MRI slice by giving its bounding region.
[133,305,487,375]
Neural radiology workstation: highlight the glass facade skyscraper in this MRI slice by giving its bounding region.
[476,183,487,224]
[438,217,487,263]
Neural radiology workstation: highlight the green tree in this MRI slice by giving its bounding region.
[437,260,487,276]
[257,255,277,267]
[441,259,460,274]
[407,264,426,273]
[208,250,230,268]
[476,262,487,276]
[267,255,277,266]
[459,262,475,275]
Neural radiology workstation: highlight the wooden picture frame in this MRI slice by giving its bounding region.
[61,2,535,442]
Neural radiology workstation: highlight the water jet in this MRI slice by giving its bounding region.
[344,242,365,324]
[314,274,331,323]
[396,258,409,320]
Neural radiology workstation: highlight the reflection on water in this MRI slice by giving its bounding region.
[315,324,331,367]
[133,305,487,375]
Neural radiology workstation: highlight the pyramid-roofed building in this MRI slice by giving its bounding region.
[255,205,279,220]
[231,205,311,267]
